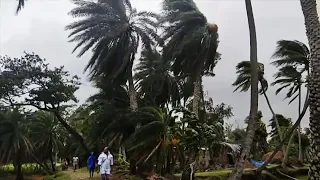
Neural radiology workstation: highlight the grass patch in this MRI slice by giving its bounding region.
[44,172,71,180]
[297,175,308,180]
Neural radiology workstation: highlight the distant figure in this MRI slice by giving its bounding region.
[72,156,79,172]
[66,157,70,165]
[62,159,68,171]
[98,147,113,180]
[87,152,96,178]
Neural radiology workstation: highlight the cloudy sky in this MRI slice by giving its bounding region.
[0,0,317,130]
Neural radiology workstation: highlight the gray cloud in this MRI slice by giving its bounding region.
[0,0,312,130]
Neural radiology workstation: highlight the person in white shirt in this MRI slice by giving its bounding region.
[72,156,79,172]
[97,147,113,180]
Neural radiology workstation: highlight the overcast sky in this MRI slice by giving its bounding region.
[0,0,318,130]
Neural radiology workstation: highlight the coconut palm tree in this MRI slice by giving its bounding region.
[232,61,286,155]
[271,40,310,162]
[228,0,258,178]
[66,0,159,111]
[134,48,181,107]
[161,0,220,119]
[299,0,320,177]
[271,66,305,162]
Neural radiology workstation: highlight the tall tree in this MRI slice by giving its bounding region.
[299,0,320,178]
[228,0,258,179]
[0,53,88,153]
[271,39,310,162]
[66,0,159,111]
[161,0,220,119]
[232,61,286,156]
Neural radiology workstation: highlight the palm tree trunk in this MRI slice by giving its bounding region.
[50,145,56,172]
[128,70,138,111]
[298,86,303,162]
[228,0,259,179]
[16,148,24,180]
[282,129,296,168]
[128,70,139,174]
[261,81,286,156]
[299,0,320,178]
[192,70,202,119]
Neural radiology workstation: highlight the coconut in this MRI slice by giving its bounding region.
[207,23,218,33]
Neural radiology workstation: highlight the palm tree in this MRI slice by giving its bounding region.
[125,107,182,175]
[161,0,220,119]
[134,48,181,107]
[271,66,304,162]
[271,40,310,162]
[228,0,258,178]
[0,109,33,180]
[29,111,65,172]
[232,61,286,156]
[299,0,320,177]
[66,0,159,111]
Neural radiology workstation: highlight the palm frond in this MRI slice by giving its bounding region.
[271,40,310,71]
[161,0,219,80]
[271,65,303,103]
[16,0,25,14]
[67,0,159,81]
[232,61,267,93]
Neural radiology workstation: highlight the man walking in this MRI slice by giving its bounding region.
[98,147,113,180]
[72,155,79,172]
[87,152,96,178]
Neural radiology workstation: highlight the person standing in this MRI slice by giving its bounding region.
[98,147,113,180]
[87,152,96,178]
[72,156,79,172]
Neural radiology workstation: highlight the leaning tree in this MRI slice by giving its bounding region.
[0,52,88,153]
[66,0,159,112]
[161,0,220,119]
[271,39,310,162]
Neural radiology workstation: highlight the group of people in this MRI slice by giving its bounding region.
[87,147,114,179]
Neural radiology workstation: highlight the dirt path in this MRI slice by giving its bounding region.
[65,168,100,180]
[65,168,122,180]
